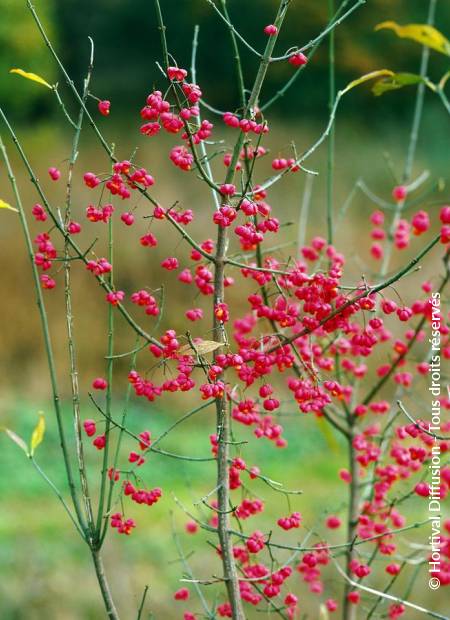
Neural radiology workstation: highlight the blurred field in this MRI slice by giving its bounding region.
[1,0,450,617]
[1,108,449,617]
[1,398,448,619]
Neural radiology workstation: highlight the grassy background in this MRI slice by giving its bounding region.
[0,395,448,618]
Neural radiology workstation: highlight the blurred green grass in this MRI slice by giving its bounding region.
[0,397,346,618]
[1,398,448,618]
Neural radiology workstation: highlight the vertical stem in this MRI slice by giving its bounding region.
[343,4,437,616]
[96,213,115,537]
[64,39,96,539]
[91,549,120,620]
[225,0,291,179]
[212,4,290,617]
[403,0,436,183]
[342,420,358,620]
[100,346,138,545]
[381,0,437,276]
[298,174,314,250]
[0,134,87,533]
[213,228,245,619]
[327,0,335,245]
[221,0,246,112]
[191,25,220,210]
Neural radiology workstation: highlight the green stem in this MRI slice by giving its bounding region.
[0,135,87,533]
[95,213,114,539]
[91,549,120,620]
[327,0,335,245]
[64,37,96,539]
[31,457,84,537]
[100,345,139,545]
[221,0,246,111]
[403,0,437,183]
[191,25,220,210]
[381,0,437,277]
[342,420,358,620]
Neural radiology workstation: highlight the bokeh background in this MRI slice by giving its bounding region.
[0,0,449,618]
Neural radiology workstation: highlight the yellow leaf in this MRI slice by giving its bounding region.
[30,412,45,455]
[178,340,223,356]
[375,21,450,56]
[372,72,424,96]
[316,416,339,453]
[0,198,18,213]
[341,70,394,96]
[1,427,29,455]
[319,604,330,620]
[10,68,52,89]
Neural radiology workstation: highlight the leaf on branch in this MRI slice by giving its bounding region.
[30,412,45,455]
[10,68,53,89]
[0,198,18,213]
[1,427,29,455]
[319,604,330,620]
[375,21,450,56]
[316,417,339,453]
[178,340,223,356]
[341,70,394,96]
[372,72,425,96]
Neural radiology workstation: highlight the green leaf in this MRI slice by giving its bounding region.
[30,412,45,455]
[0,198,18,213]
[10,68,52,89]
[375,21,450,56]
[341,70,394,96]
[372,72,425,96]
[1,427,29,455]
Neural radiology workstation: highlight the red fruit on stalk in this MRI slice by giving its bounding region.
[98,100,111,116]
[48,167,60,181]
[392,185,407,202]
[289,52,308,67]
[264,24,278,36]
[92,377,108,390]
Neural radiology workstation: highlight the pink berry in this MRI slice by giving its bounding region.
[93,434,106,450]
[185,521,198,534]
[219,183,236,196]
[121,212,135,226]
[67,221,81,234]
[83,419,96,437]
[48,167,60,181]
[392,185,407,202]
[264,24,278,36]
[415,482,429,497]
[92,377,108,390]
[174,588,189,601]
[326,515,341,529]
[289,52,308,67]
[98,100,111,116]
[411,210,429,235]
[440,205,450,224]
[32,203,47,222]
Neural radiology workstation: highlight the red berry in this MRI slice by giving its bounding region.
[98,100,111,116]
